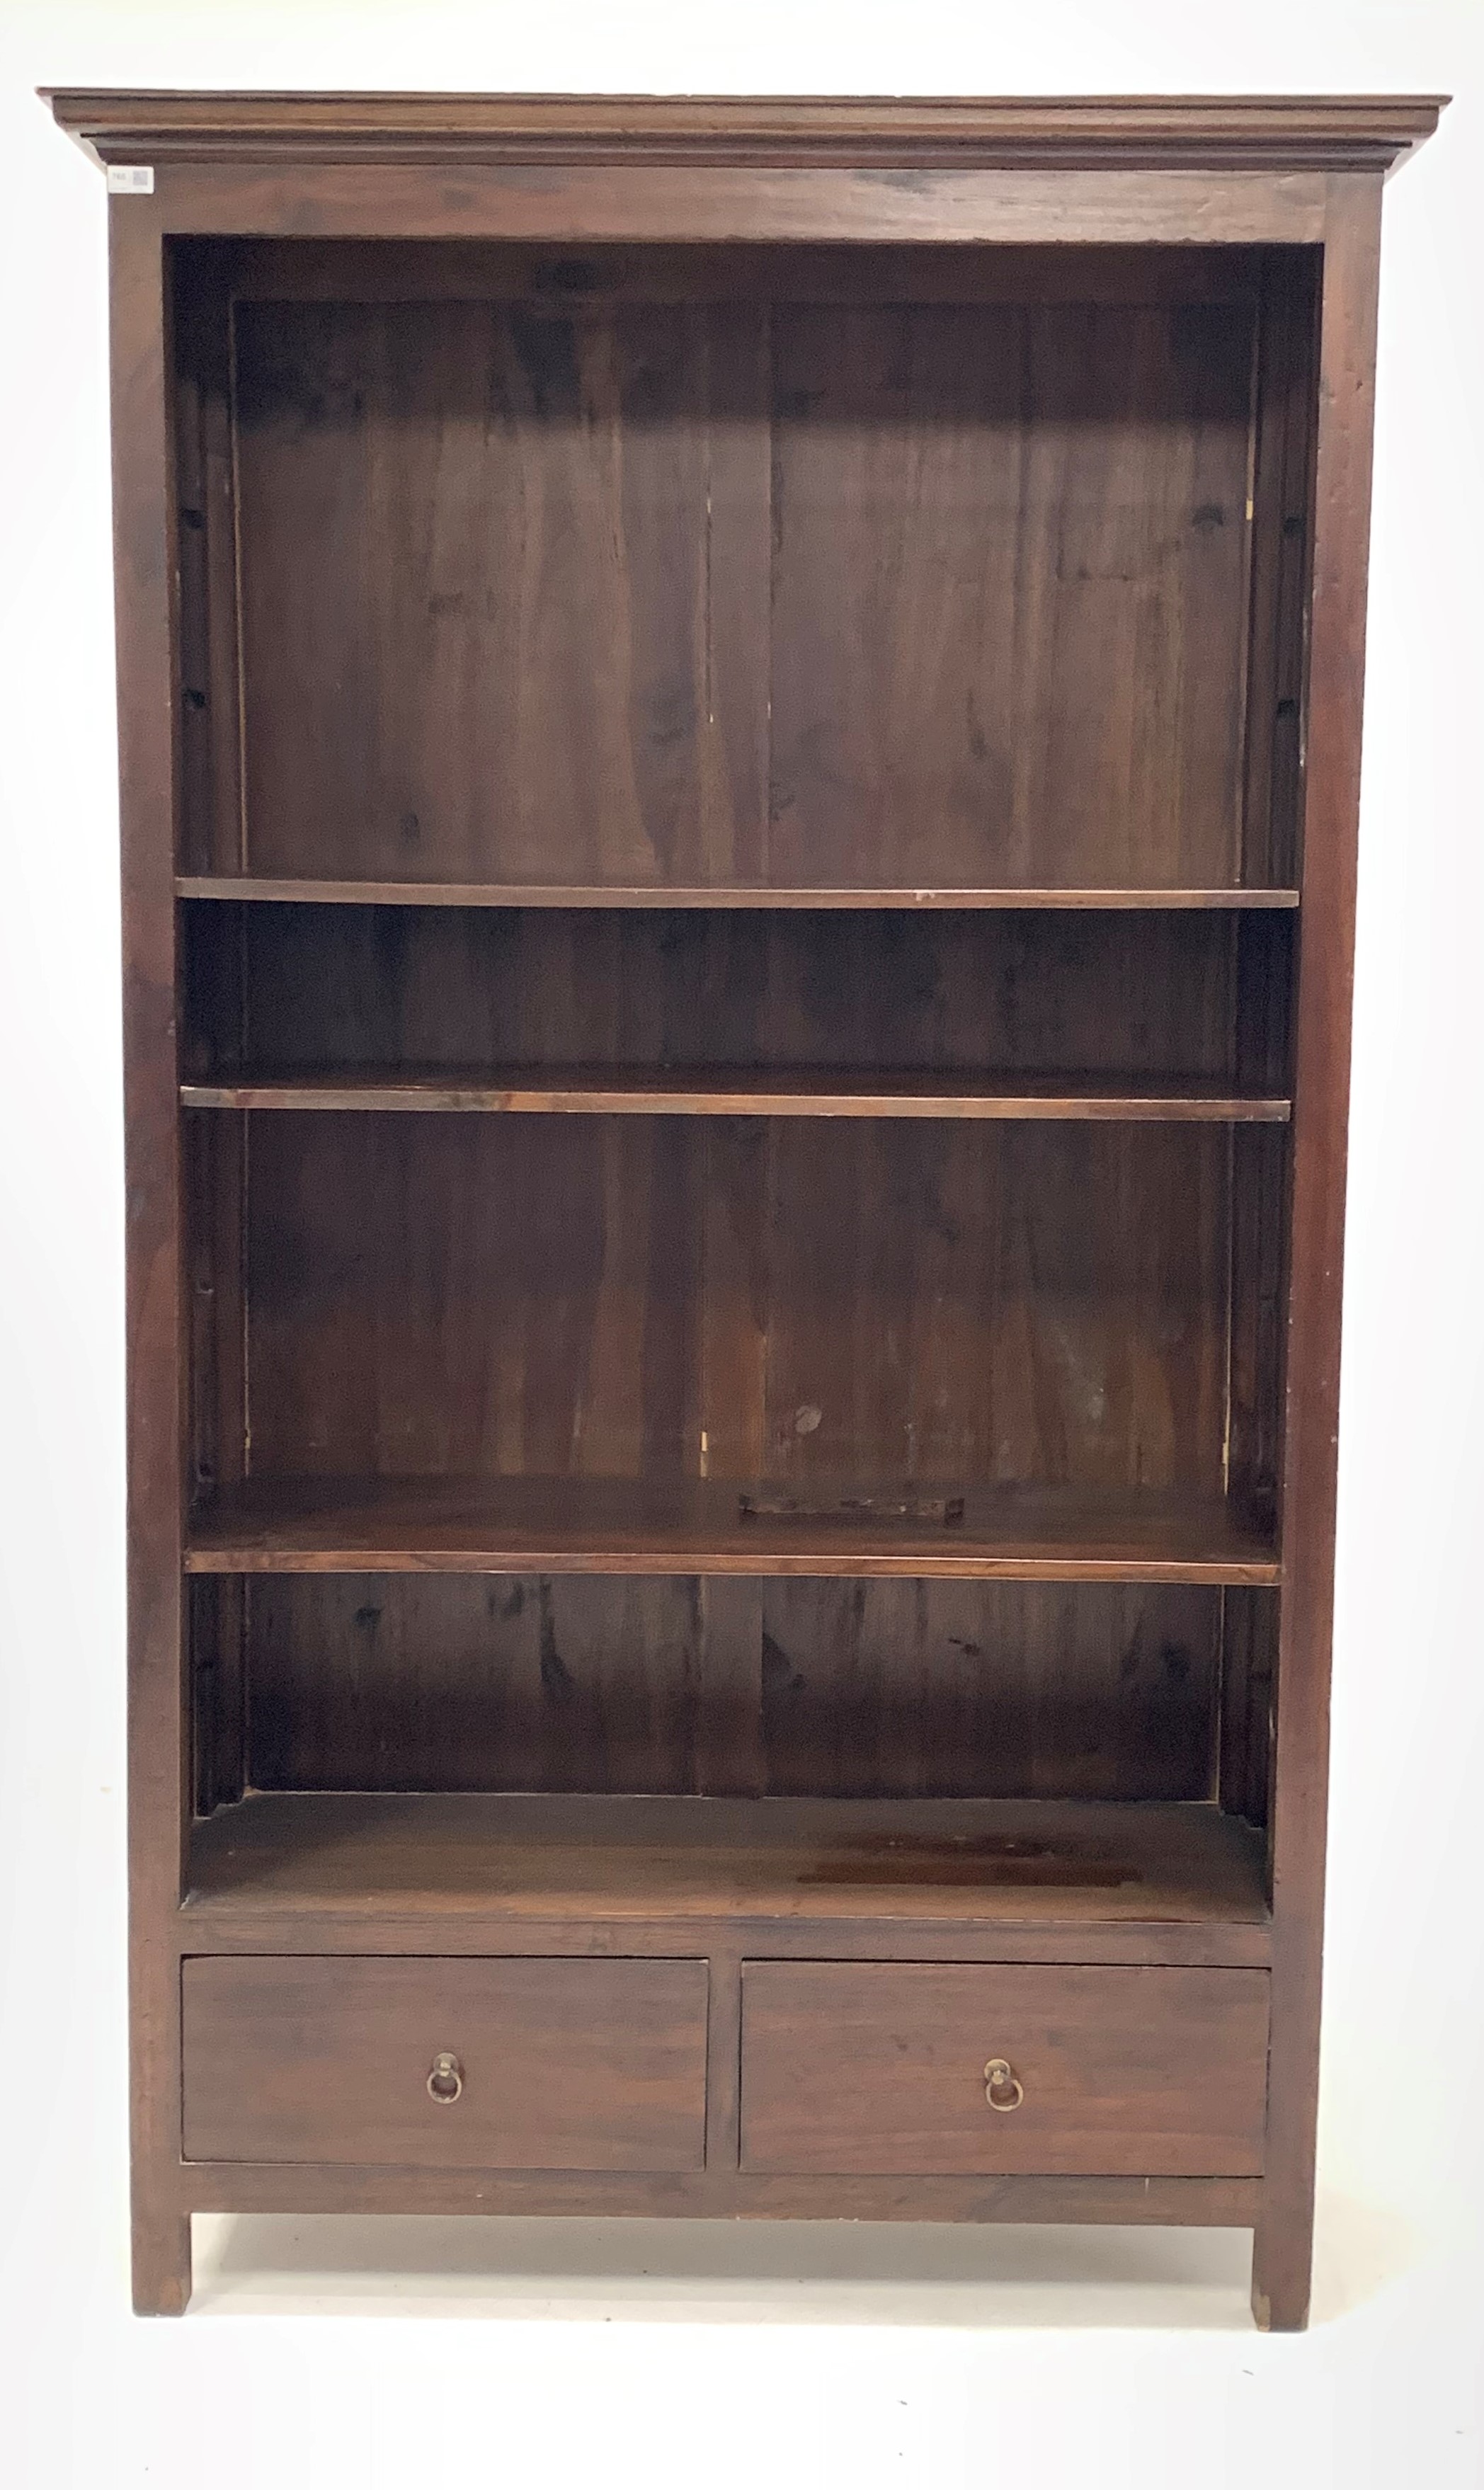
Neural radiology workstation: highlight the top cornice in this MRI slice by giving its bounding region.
[44,91,1446,176]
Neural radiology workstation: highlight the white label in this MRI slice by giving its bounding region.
[107,164,155,195]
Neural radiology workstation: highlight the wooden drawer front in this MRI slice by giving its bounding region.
[741,1963,1268,2176]
[183,1956,709,2169]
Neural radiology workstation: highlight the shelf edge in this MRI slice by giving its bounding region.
[176,876,1305,912]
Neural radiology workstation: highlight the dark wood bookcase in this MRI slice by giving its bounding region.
[47,87,1442,2324]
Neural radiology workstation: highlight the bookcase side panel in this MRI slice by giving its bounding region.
[1257,170,1385,2335]
[112,199,193,2315]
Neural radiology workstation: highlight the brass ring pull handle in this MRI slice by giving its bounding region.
[427,2050,464,2106]
[983,2057,1024,2113]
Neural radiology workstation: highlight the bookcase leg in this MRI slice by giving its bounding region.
[132,2205,192,2316]
[1250,2205,1312,2331]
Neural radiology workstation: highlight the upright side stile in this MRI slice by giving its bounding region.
[110,195,192,2315]
[1254,171,1385,2333]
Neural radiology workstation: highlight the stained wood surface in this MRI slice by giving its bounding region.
[121,160,1349,251]
[183,1070,1289,1121]
[108,187,194,2320]
[229,288,1258,890]
[1254,175,1383,2336]
[767,298,1253,889]
[739,1960,1269,2174]
[218,1117,1237,1506]
[183,901,1289,1085]
[217,239,1270,309]
[234,1575,1229,1801]
[186,1477,1277,1582]
[50,90,1445,173]
[234,297,765,885]
[183,1793,1270,1927]
[182,1954,709,2168]
[178,876,1302,908]
[156,2163,1262,2225]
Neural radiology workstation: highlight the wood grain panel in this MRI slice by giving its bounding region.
[233,1572,1223,1798]
[234,299,767,884]
[717,1121,1230,1491]
[243,1113,702,1482]
[740,1960,1269,2174]
[246,1573,702,1793]
[182,1954,709,2168]
[755,1580,1219,1799]
[769,299,1256,888]
[187,901,1253,1083]
[142,161,1338,250]
[232,290,1257,891]
[215,240,1271,310]
[239,1116,1231,1497]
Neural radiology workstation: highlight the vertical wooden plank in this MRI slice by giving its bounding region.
[172,253,245,874]
[190,1575,246,1812]
[1226,1121,1290,1522]
[110,197,192,2315]
[695,1577,765,1795]
[1241,252,1320,888]
[1254,173,1383,2335]
[204,289,246,874]
[1269,259,1323,889]
[171,354,211,874]
[700,302,771,882]
[1218,1585,1278,1829]
[1227,914,1293,1545]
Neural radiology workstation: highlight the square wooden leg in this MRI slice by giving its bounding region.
[132,2204,192,2317]
[1251,2205,1313,2331]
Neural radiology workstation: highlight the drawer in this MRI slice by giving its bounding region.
[183,1955,709,2169]
[741,1962,1268,2176]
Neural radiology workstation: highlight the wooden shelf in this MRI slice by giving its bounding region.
[183,1792,1271,1936]
[185,1475,1280,1582]
[176,875,1303,913]
[181,1066,1292,1124]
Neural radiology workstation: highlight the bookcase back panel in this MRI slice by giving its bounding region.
[229,1572,1223,1803]
[225,278,1258,891]
[234,1114,1230,1492]
[767,298,1254,890]
[234,295,766,886]
[185,901,1287,1086]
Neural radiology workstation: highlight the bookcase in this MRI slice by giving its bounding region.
[48,88,1442,2324]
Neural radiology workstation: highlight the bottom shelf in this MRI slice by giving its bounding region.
[184,1792,1269,1932]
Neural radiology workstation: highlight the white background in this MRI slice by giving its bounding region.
[1,5,1480,2484]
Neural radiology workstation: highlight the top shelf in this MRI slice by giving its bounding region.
[176,877,1302,913]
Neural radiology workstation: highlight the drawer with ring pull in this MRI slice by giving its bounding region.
[738,1962,1269,2176]
[181,1955,709,2169]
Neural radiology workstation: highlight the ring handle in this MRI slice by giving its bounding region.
[983,2056,1024,2113]
[427,2050,464,2105]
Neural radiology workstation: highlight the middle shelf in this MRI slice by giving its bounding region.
[185,1475,1279,1582]
[181,1067,1291,1122]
